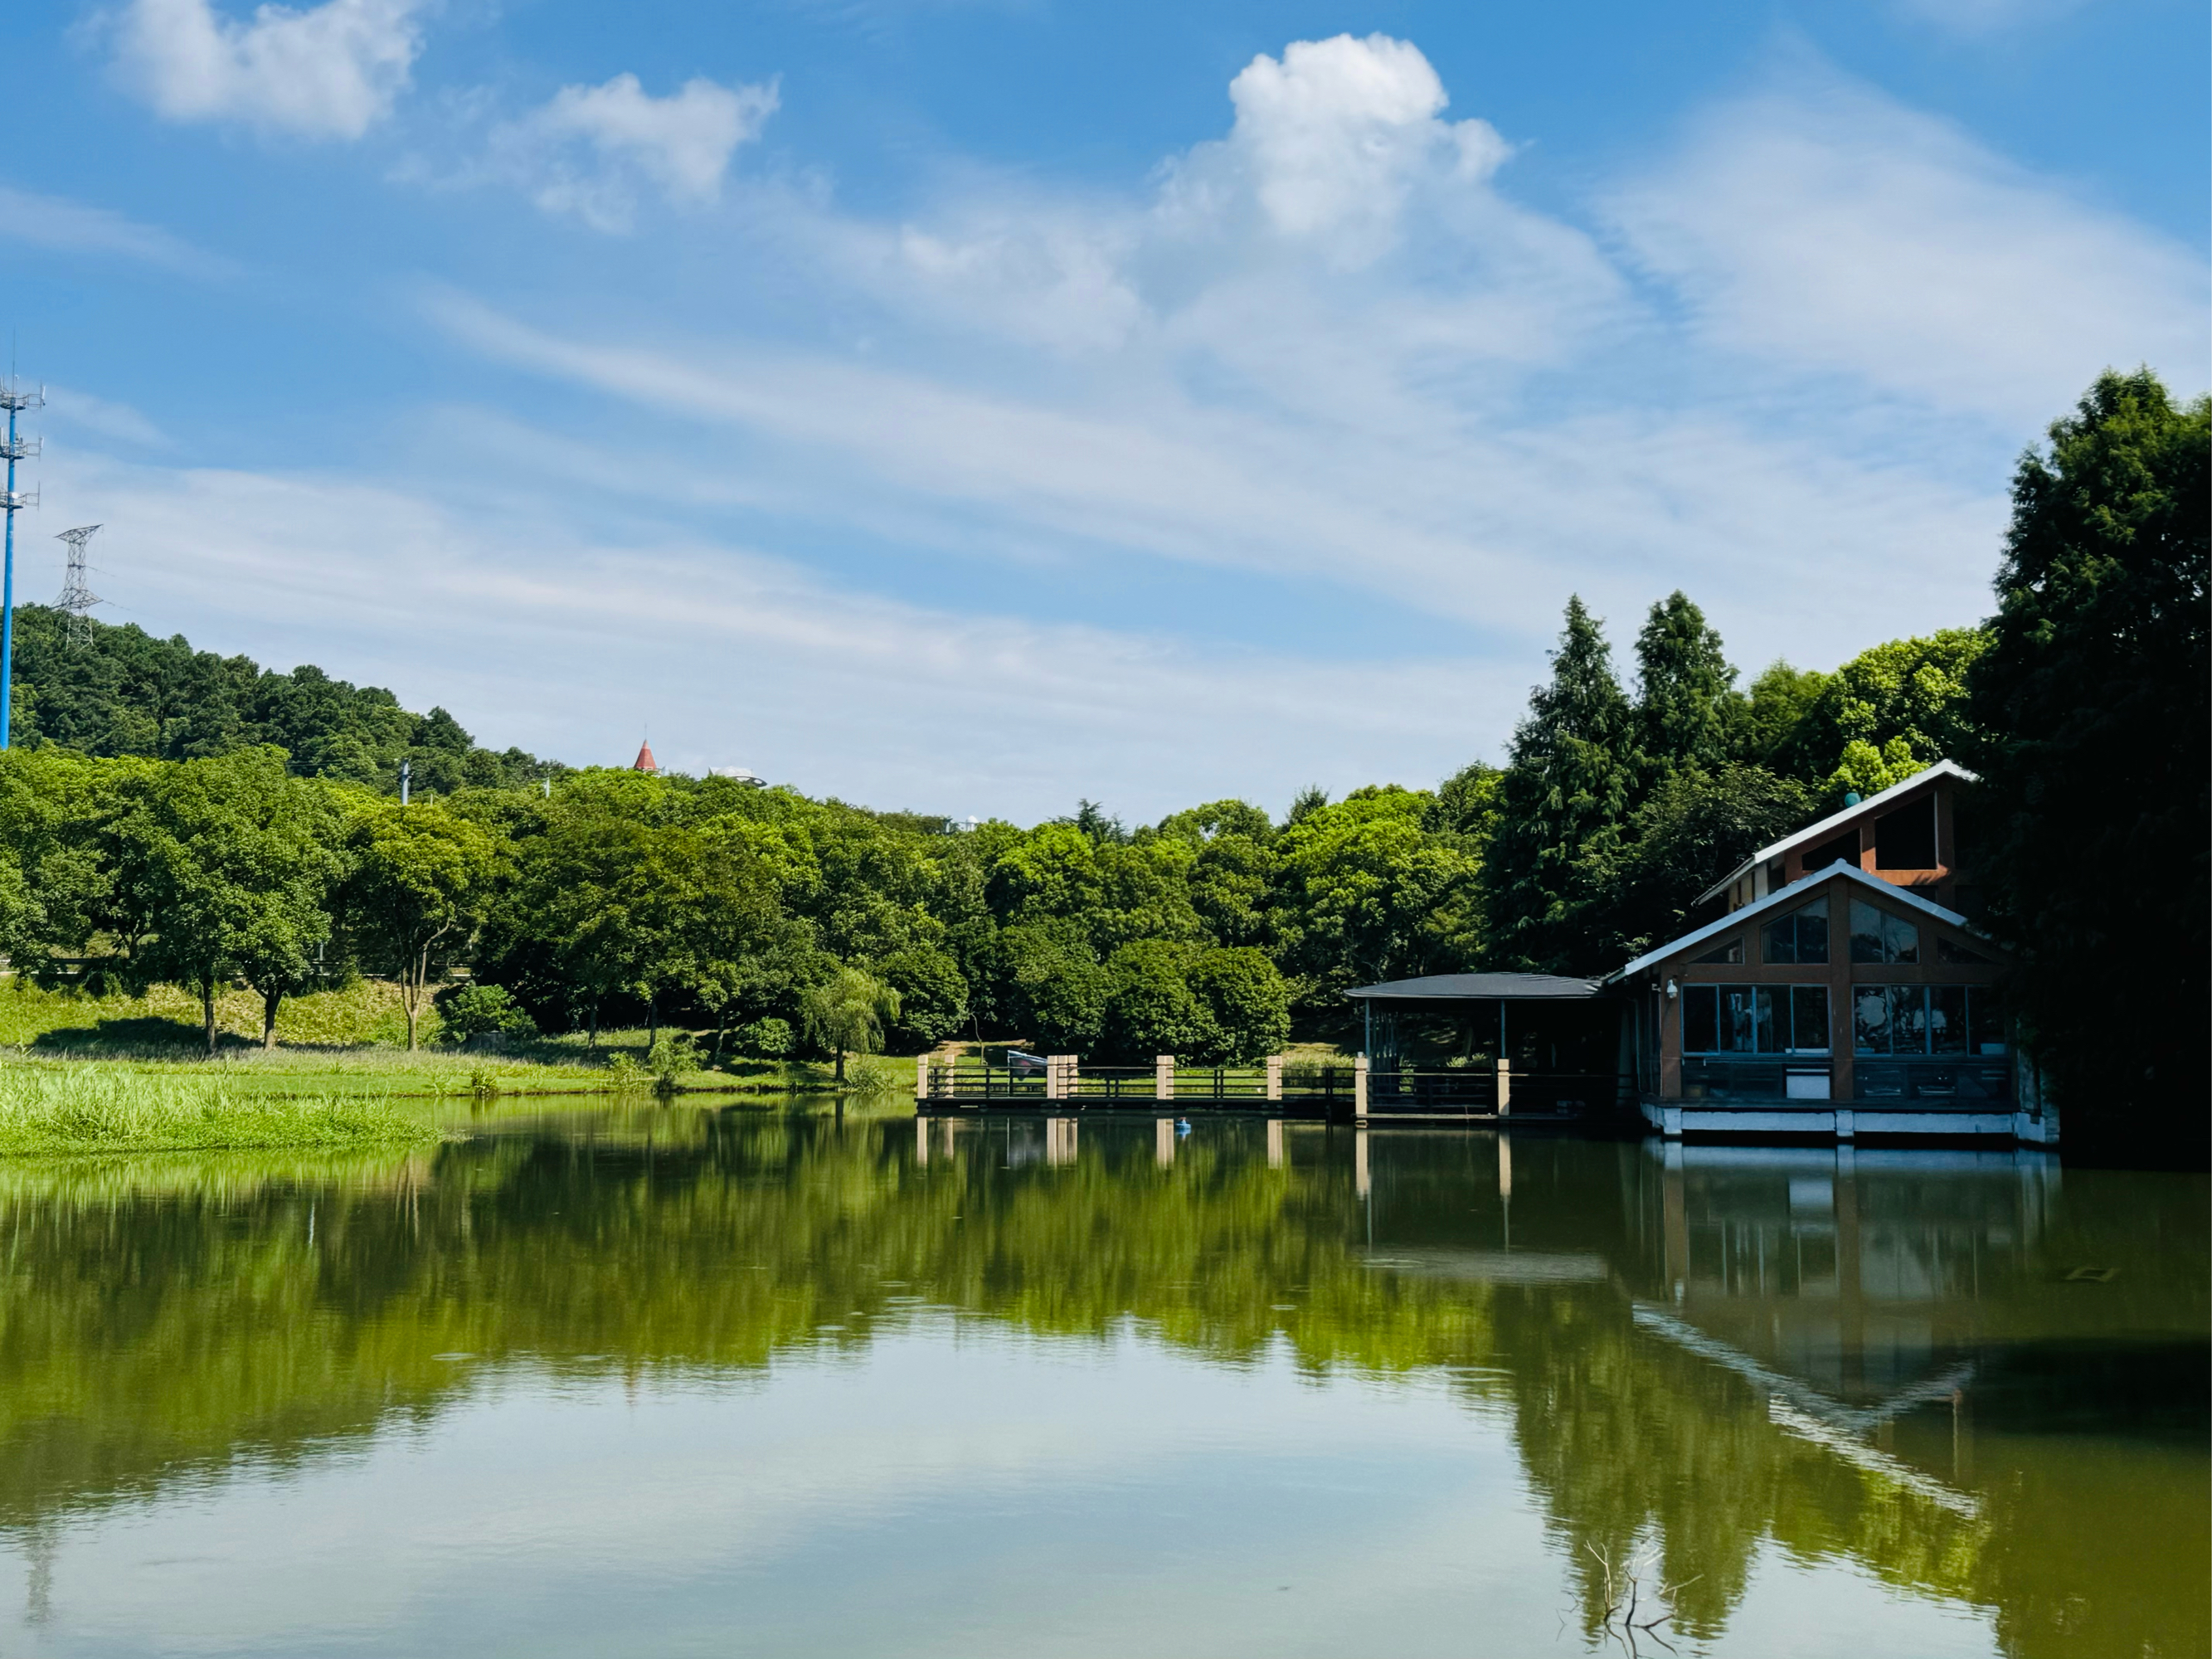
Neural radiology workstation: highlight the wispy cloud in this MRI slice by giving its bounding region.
[108,0,425,139]
[483,73,780,231]
[1602,69,2207,426]
[0,184,235,276]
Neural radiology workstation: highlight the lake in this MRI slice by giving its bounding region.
[0,1107,2202,1657]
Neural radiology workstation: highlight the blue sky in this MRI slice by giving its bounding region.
[2,0,2205,820]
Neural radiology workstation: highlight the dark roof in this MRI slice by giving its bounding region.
[1344,972,1607,1002]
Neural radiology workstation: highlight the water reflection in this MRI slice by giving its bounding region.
[0,1109,2200,1657]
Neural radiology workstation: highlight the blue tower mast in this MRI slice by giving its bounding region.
[0,378,42,751]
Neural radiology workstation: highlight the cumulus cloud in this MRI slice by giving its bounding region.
[1604,73,2208,426]
[1205,33,1510,251]
[490,74,780,231]
[109,0,424,139]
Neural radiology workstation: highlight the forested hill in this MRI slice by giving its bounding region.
[7,603,557,795]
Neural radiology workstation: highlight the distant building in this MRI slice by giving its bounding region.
[708,766,766,786]
[632,740,659,773]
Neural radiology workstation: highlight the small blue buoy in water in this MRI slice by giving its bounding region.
[1175,1118,1192,1136]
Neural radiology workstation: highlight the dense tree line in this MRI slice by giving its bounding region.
[0,372,2197,1136]
[7,603,557,795]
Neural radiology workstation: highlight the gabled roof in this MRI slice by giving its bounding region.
[1608,861,1979,983]
[1693,759,1976,907]
[1345,971,1606,1002]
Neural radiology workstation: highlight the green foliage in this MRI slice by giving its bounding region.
[0,1065,435,1155]
[1735,662,1829,768]
[1634,591,1738,782]
[343,800,499,1050]
[1485,597,1635,973]
[731,1017,795,1059]
[1576,765,1818,960]
[876,945,970,1051]
[434,981,537,1044]
[647,1033,701,1086]
[1963,370,2210,1153]
[800,966,901,1081]
[1186,946,1292,1063]
[7,604,556,794]
[1767,630,1988,800]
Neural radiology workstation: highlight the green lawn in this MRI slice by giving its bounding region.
[0,1066,444,1156]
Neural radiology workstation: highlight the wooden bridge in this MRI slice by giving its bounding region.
[914,1052,1623,1124]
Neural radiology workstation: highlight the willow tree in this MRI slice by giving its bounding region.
[801,967,901,1082]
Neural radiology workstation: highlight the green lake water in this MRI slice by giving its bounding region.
[0,1107,2203,1657]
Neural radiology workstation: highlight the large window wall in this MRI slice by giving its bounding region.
[1853,985,2006,1056]
[1681,984,1830,1055]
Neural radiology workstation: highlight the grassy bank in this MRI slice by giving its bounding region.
[0,1068,443,1156]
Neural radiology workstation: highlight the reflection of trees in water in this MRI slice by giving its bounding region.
[0,1117,2200,1657]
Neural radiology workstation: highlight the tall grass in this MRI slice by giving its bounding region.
[0,1067,442,1156]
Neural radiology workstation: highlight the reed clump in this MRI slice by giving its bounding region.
[0,1067,441,1156]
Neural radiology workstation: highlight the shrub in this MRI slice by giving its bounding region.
[434,982,537,1045]
[647,1033,700,1087]
[731,1017,794,1059]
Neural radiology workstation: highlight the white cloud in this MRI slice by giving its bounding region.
[490,74,779,231]
[1197,33,1510,255]
[1891,0,2088,35]
[1603,71,2209,427]
[109,0,425,139]
[0,184,233,276]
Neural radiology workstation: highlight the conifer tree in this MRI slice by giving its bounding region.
[1965,369,2209,1158]
[1632,591,1737,785]
[1483,597,1633,973]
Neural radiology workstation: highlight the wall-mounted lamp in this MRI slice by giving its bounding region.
[1665,978,1679,1000]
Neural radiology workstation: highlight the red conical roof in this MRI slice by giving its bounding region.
[632,740,659,772]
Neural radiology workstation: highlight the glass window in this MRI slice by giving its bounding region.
[1722,987,1757,1052]
[1928,985,1968,1054]
[1683,985,1717,1053]
[1789,985,1830,1053]
[1801,829,1860,873]
[1694,937,1743,964]
[1889,986,1929,1053]
[1854,987,1892,1053]
[1850,899,1920,964]
[1874,798,1937,870]
[1968,988,2007,1055]
[1763,898,1828,966]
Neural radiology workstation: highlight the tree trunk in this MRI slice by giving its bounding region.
[647,988,659,1049]
[262,989,281,1053]
[404,947,425,1051]
[587,1002,599,1053]
[834,1048,847,1082]
[711,1005,727,1064]
[202,978,217,1058]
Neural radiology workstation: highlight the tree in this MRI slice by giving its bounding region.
[343,800,500,1050]
[1634,592,1738,784]
[1273,786,1482,1033]
[800,966,901,1082]
[1101,940,1217,1061]
[877,944,970,1052]
[1186,946,1291,1062]
[1484,597,1635,973]
[1767,630,1987,800]
[1576,765,1816,961]
[1962,370,2210,1158]
[116,750,343,1054]
[1734,662,1828,768]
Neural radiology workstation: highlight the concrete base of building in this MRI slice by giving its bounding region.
[1641,1097,2058,1146]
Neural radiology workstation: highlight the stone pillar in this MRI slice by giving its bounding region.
[1354,1055,1370,1121]
[916,1054,931,1099]
[1265,1054,1283,1102]
[1496,1058,1513,1116]
[1155,1054,1175,1102]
